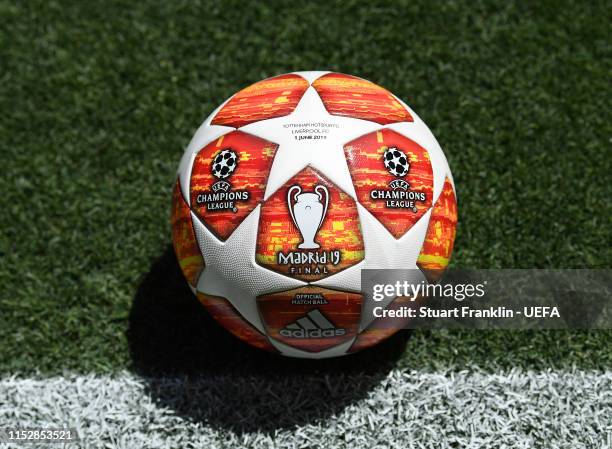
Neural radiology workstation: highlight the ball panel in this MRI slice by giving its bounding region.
[312,72,412,124]
[178,124,235,205]
[350,296,421,353]
[170,180,204,287]
[191,207,305,335]
[417,176,457,282]
[211,73,309,128]
[256,166,364,281]
[257,286,361,353]
[344,128,434,239]
[196,292,277,352]
[190,131,277,240]
[383,121,450,205]
[268,336,356,359]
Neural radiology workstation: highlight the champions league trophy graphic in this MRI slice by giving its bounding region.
[287,184,329,249]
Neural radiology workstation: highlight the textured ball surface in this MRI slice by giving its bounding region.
[171,71,457,358]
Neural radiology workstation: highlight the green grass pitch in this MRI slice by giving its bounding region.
[0,0,610,376]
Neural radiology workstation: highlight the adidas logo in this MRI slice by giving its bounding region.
[279,309,346,338]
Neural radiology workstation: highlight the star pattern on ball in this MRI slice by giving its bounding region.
[239,85,382,200]
[192,206,307,333]
[313,204,431,330]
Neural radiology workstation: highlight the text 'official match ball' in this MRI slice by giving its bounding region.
[171,71,457,358]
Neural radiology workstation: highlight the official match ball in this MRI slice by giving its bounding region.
[171,71,457,358]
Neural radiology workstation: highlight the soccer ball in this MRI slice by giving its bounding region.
[171,71,457,358]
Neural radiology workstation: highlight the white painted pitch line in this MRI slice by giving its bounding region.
[0,369,610,449]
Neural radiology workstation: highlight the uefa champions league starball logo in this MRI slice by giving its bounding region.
[383,146,411,192]
[211,149,238,180]
[193,148,249,213]
[367,145,425,211]
[210,148,238,194]
[383,147,409,177]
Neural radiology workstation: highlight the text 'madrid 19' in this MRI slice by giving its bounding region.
[171,71,457,358]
